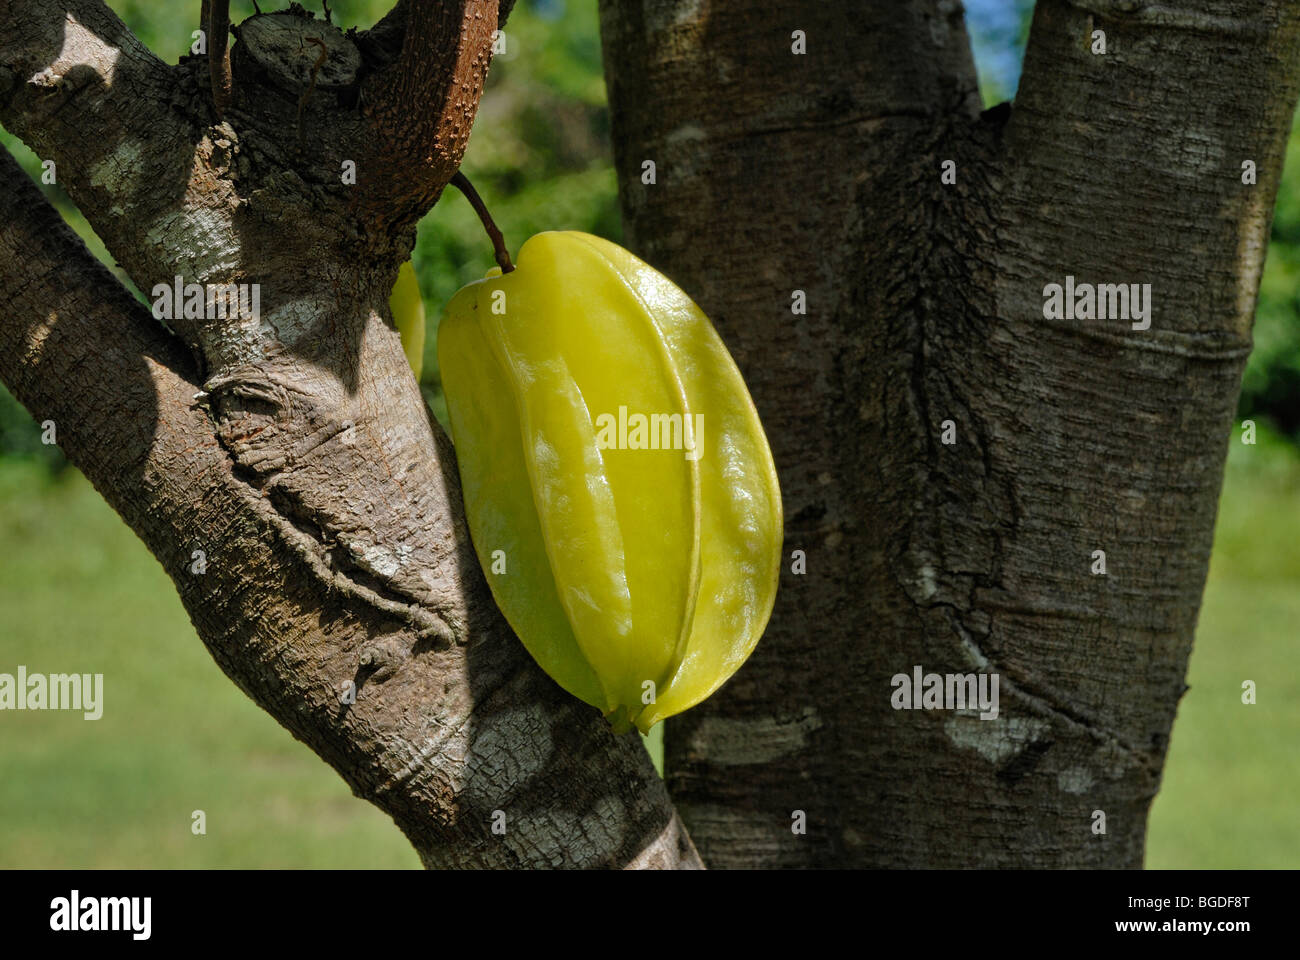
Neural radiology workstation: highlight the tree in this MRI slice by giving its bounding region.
[0,0,1294,869]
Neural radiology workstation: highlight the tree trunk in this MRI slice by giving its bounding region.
[599,0,1300,867]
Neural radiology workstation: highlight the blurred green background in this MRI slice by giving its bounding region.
[0,0,1294,868]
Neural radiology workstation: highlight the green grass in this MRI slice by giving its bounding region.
[0,425,1294,868]
[1145,428,1300,868]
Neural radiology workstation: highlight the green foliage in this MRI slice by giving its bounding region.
[1240,108,1300,441]
[0,388,66,472]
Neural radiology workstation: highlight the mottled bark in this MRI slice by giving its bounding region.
[599,0,1300,867]
[0,0,699,868]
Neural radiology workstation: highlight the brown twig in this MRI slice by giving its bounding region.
[450,172,514,273]
[208,0,232,117]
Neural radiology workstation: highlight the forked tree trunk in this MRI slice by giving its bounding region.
[599,0,1300,867]
[3,0,1298,869]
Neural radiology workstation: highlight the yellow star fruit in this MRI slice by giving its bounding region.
[435,231,782,734]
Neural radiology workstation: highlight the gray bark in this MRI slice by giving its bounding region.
[0,0,699,869]
[599,0,1300,867]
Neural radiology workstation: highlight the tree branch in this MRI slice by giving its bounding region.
[0,0,213,353]
[0,0,174,161]
[356,0,500,225]
[1008,0,1300,345]
[208,0,232,116]
[599,0,988,868]
[0,144,198,497]
[364,0,516,58]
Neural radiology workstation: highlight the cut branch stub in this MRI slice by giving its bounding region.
[234,12,361,92]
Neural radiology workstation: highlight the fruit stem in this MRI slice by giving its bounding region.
[450,171,515,274]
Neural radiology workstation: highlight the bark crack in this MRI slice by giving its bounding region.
[893,100,1158,783]
[202,372,459,650]
[935,604,1152,772]
[1022,315,1253,361]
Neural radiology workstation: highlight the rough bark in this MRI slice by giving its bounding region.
[357,0,499,223]
[599,0,1300,867]
[0,0,699,869]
